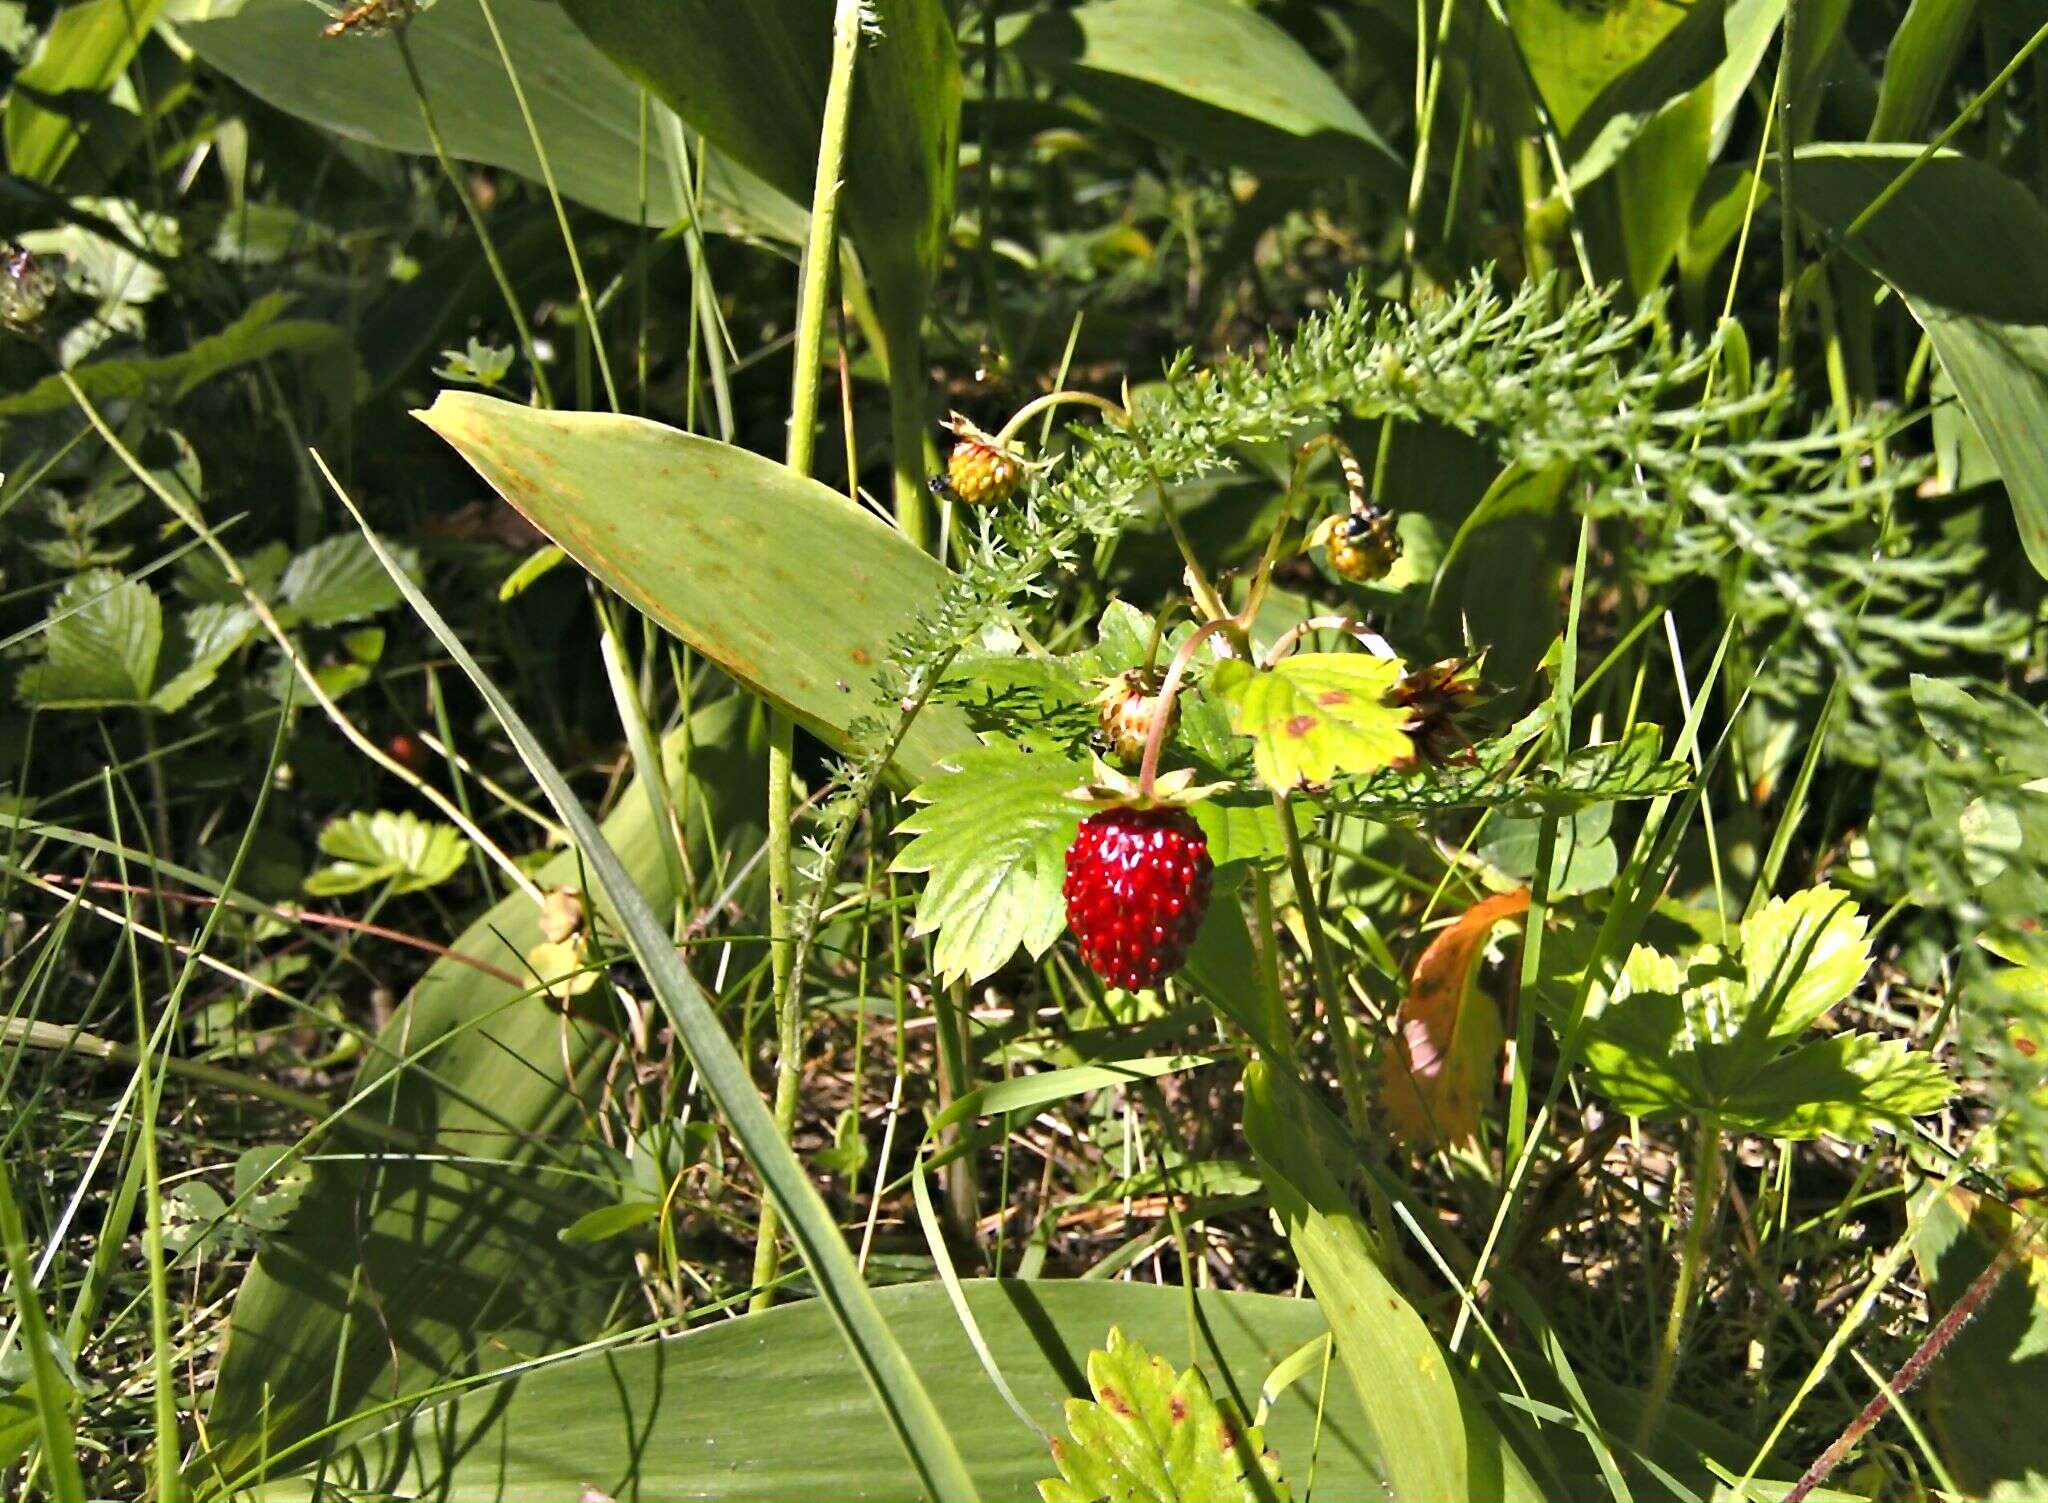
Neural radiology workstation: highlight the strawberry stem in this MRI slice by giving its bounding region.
[1262,614,1399,668]
[992,389,1125,448]
[1136,616,1236,799]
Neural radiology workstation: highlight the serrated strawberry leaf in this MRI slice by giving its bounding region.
[892,740,1288,984]
[1039,1326,1290,1503]
[892,746,1090,985]
[16,569,163,708]
[1739,884,1873,1039]
[1576,885,1952,1138]
[1209,652,1411,790]
[306,810,471,897]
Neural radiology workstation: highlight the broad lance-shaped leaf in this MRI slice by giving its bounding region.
[203,697,766,1475]
[558,0,958,342]
[1006,0,1400,188]
[5,0,167,184]
[1243,1062,1547,1502]
[248,1277,1408,1500]
[416,392,976,783]
[1209,653,1411,790]
[185,0,800,240]
[1789,144,2048,579]
[1040,1327,1290,1503]
[1381,890,1528,1151]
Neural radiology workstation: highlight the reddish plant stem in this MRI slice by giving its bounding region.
[1784,1210,2043,1503]
[36,876,526,985]
[1136,616,1238,799]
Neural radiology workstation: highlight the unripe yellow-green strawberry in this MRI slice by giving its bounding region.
[1310,504,1401,583]
[934,414,1027,507]
[1093,668,1177,769]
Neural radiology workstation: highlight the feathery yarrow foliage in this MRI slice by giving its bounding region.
[790,271,2022,971]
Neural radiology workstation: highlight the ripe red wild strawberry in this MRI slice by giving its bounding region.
[1063,807,1213,991]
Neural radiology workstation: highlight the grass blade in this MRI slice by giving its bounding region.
[318,453,981,1503]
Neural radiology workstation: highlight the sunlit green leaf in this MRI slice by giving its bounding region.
[1007,0,1400,187]
[1738,884,1873,1038]
[306,810,470,896]
[893,746,1087,985]
[1575,888,1950,1137]
[1040,1327,1290,1503]
[1210,653,1411,791]
[185,0,800,239]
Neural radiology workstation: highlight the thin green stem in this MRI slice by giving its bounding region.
[0,1157,86,1502]
[992,390,1124,447]
[752,0,865,1312]
[1275,790,1373,1138]
[392,31,552,407]
[1775,0,1802,373]
[474,0,619,411]
[1638,1116,1725,1450]
[1402,0,1460,272]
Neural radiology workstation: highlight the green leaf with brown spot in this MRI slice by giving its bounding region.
[1040,1326,1290,1503]
[416,392,975,782]
[1208,653,1412,791]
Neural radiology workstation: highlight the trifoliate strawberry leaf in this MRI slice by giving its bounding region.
[1039,1327,1290,1503]
[1717,1033,1955,1138]
[892,746,1090,985]
[305,810,470,896]
[1575,886,1952,1139]
[1209,652,1411,790]
[17,569,163,708]
[1738,884,1872,1039]
[276,534,414,628]
[150,602,258,713]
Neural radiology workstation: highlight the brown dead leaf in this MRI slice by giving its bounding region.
[1380,889,1530,1150]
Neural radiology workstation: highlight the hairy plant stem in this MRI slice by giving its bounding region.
[392,31,552,407]
[752,0,864,1312]
[1783,1211,2045,1503]
[1637,1116,1725,1450]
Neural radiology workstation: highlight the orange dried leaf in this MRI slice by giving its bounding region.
[1379,889,1530,1149]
